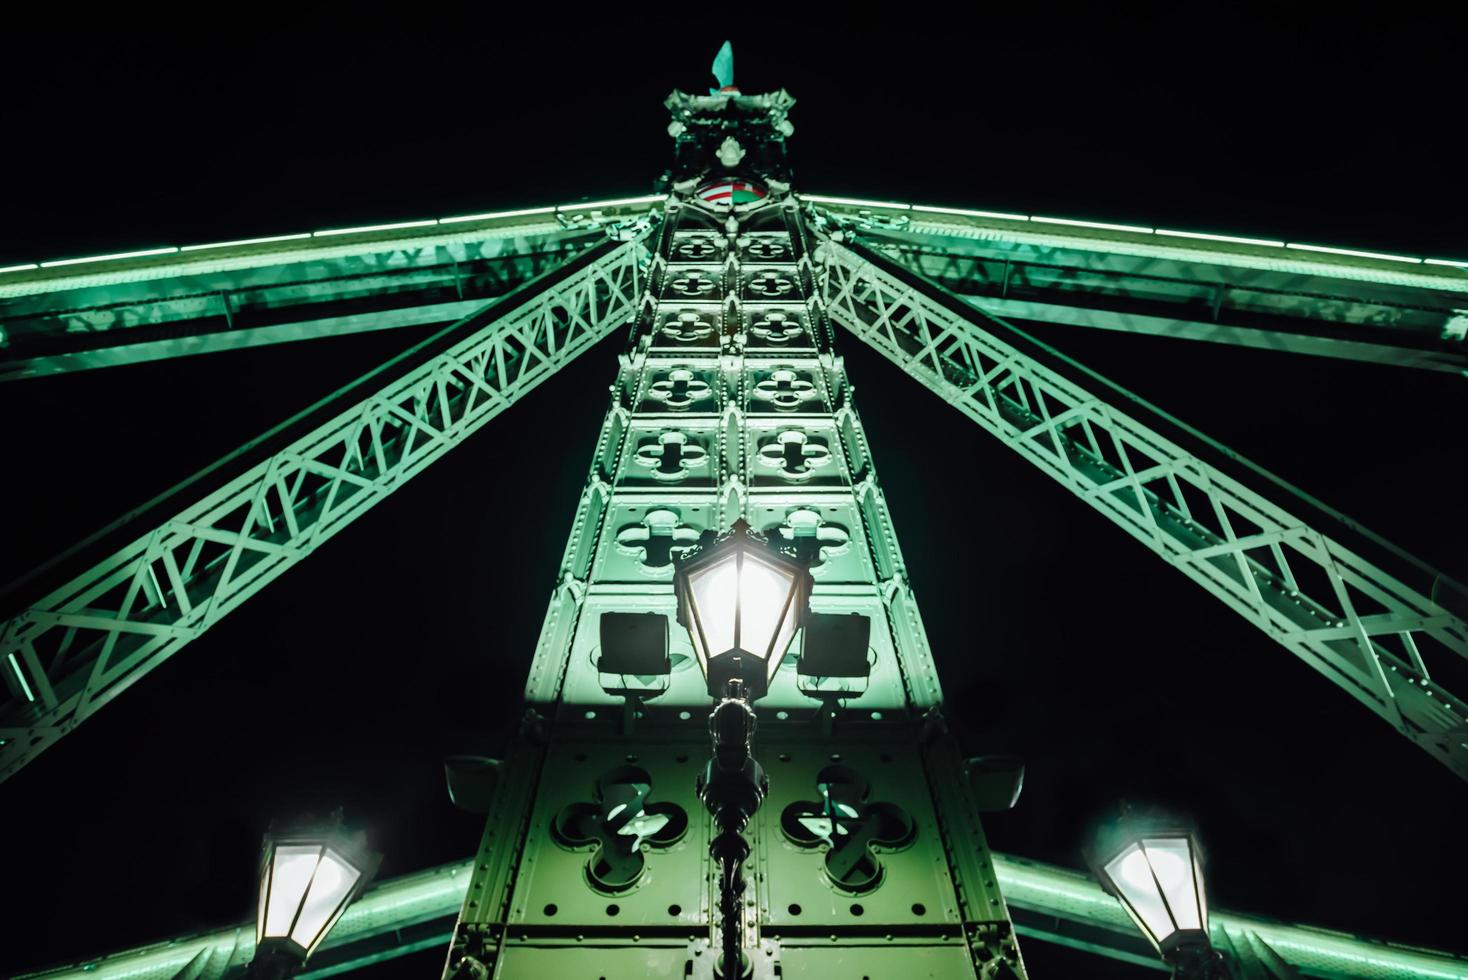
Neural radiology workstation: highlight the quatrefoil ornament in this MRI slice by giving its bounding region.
[667,271,719,298]
[634,431,709,482]
[554,765,688,893]
[744,238,791,261]
[673,237,719,261]
[757,430,832,481]
[780,765,915,893]
[752,369,819,411]
[748,311,803,345]
[648,369,713,410]
[747,270,797,298]
[660,311,717,344]
[768,508,850,569]
[615,508,701,569]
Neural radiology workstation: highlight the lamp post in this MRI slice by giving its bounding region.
[1087,811,1229,980]
[251,815,381,980]
[673,518,812,977]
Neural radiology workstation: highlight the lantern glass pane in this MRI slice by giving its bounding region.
[1193,849,1208,928]
[689,556,739,657]
[256,861,268,943]
[263,844,321,940]
[290,848,362,953]
[738,554,795,659]
[1144,837,1201,931]
[686,589,710,672]
[1105,842,1175,947]
[766,590,800,683]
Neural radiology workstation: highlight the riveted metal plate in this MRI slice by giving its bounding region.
[508,734,710,929]
[755,735,959,931]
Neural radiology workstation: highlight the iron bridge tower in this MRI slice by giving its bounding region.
[5,48,1468,980]
[439,85,1029,980]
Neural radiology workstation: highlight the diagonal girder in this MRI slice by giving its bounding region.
[816,235,1468,781]
[17,854,1468,980]
[0,236,646,782]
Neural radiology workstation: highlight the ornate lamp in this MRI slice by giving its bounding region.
[251,815,381,979]
[1088,812,1228,979]
[673,518,812,700]
[673,518,812,977]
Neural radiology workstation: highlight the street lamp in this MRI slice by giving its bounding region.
[251,815,381,979]
[673,518,812,977]
[1088,811,1229,979]
[673,517,812,701]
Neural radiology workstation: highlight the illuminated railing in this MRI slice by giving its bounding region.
[0,196,666,275]
[801,194,1468,270]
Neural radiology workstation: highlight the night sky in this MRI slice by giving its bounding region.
[4,12,1466,979]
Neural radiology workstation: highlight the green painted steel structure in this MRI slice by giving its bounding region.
[20,854,1468,980]
[815,232,1468,782]
[0,223,647,781]
[434,86,1026,976]
[4,71,1466,980]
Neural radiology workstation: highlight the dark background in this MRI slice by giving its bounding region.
[3,10,1466,978]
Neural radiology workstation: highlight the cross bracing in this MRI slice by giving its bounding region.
[20,854,1467,980]
[5,182,1466,977]
[4,198,1466,785]
[0,237,645,781]
[816,234,1468,780]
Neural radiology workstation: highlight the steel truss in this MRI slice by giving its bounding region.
[806,199,1468,373]
[4,185,1465,974]
[20,854,1467,980]
[0,201,658,380]
[817,235,1468,781]
[0,239,644,781]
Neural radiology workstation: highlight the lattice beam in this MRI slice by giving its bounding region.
[0,238,645,782]
[817,235,1468,781]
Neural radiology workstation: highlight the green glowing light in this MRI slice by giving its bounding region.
[7,653,35,703]
[40,246,179,268]
[180,234,312,252]
[1154,229,1286,248]
[439,206,556,225]
[1285,243,1422,264]
[1031,216,1154,234]
[558,195,666,211]
[313,220,440,238]
[802,194,911,210]
[911,204,1029,221]
[0,263,40,274]
[812,196,1463,278]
